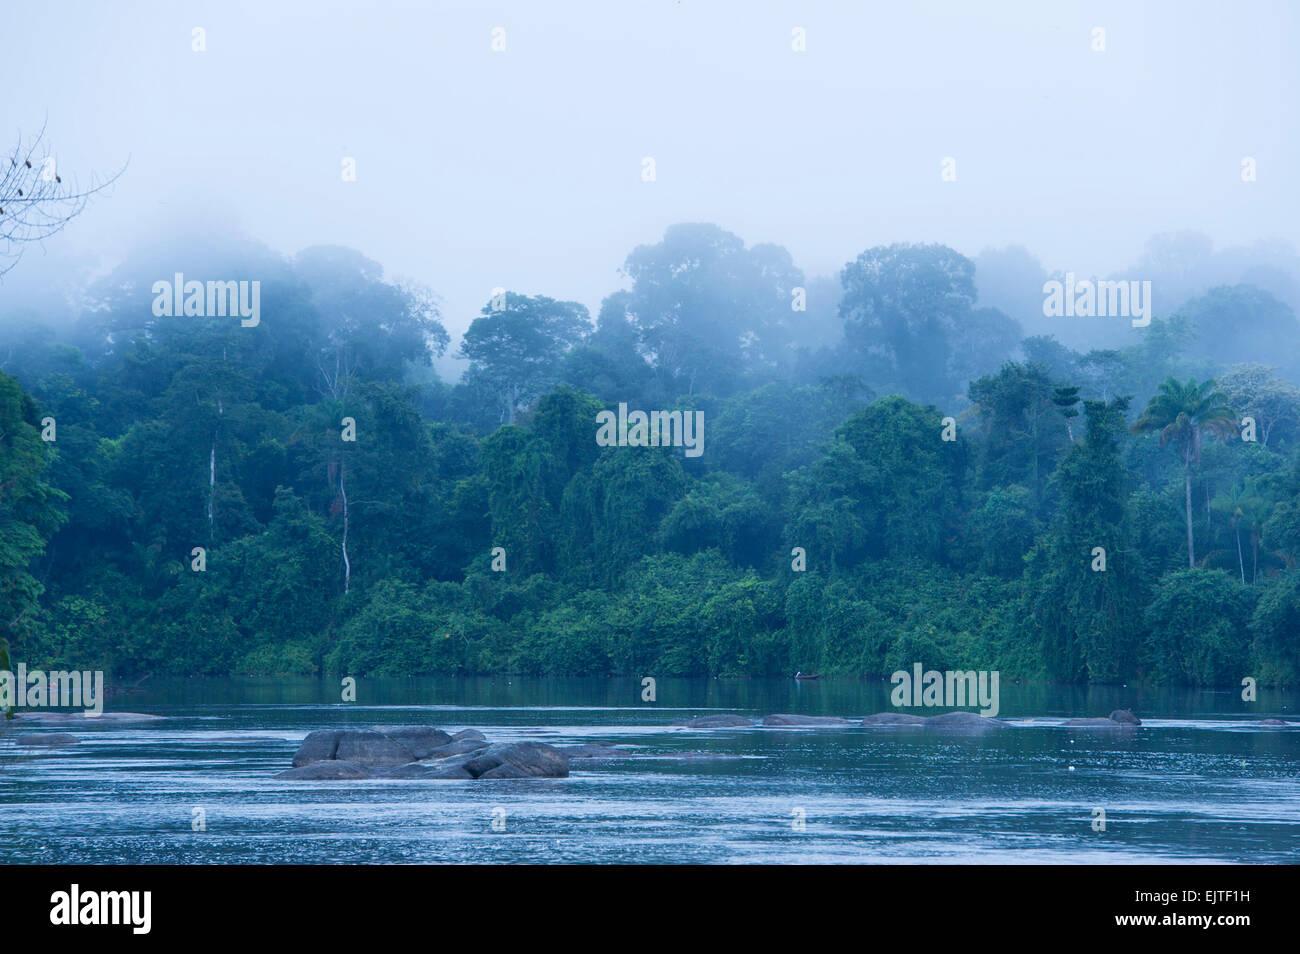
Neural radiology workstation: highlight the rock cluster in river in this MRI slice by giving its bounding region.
[674,711,1011,734]
[673,709,1168,734]
[276,725,573,780]
[1061,709,1143,729]
[269,709,1297,780]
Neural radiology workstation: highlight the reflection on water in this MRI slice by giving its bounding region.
[1,678,1297,864]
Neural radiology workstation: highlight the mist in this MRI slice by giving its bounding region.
[3,0,1298,370]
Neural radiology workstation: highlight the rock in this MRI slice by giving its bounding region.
[292,728,420,767]
[923,711,1008,733]
[280,727,523,779]
[276,760,373,780]
[380,762,473,779]
[463,742,569,778]
[480,763,531,779]
[428,766,475,779]
[375,763,430,778]
[372,725,452,758]
[761,714,853,726]
[419,752,482,771]
[292,729,343,766]
[558,743,628,760]
[1259,718,1289,726]
[335,730,418,766]
[674,715,755,728]
[423,738,490,760]
[1108,709,1141,725]
[15,732,79,746]
[859,712,1007,732]
[17,711,164,724]
[861,713,928,726]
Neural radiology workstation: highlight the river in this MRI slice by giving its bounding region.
[2,677,1296,863]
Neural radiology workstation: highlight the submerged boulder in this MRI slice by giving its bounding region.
[18,711,164,724]
[923,711,1009,733]
[1062,717,1135,729]
[674,715,755,728]
[861,713,928,726]
[761,714,853,727]
[15,732,80,746]
[860,712,1007,733]
[558,743,629,760]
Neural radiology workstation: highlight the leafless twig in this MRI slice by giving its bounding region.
[0,120,127,277]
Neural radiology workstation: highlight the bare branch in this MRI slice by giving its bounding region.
[0,122,127,277]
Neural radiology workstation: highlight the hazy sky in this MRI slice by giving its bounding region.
[3,0,1297,362]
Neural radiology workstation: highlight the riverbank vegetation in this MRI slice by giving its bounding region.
[3,226,1299,686]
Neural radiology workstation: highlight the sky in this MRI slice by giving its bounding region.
[2,0,1297,372]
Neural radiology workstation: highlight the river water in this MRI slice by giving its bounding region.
[2,678,1297,863]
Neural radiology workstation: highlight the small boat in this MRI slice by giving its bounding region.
[794,671,821,681]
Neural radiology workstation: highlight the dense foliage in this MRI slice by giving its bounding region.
[2,226,1299,686]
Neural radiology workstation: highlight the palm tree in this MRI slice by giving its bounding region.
[1209,480,1272,583]
[1238,480,1273,584]
[1211,484,1253,583]
[1133,378,1236,568]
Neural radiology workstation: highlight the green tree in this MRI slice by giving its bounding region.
[1250,571,1300,686]
[1210,479,1270,584]
[0,372,69,648]
[968,362,1069,503]
[459,293,590,425]
[623,223,803,395]
[840,243,1017,405]
[1144,569,1252,686]
[1132,377,1237,567]
[787,396,966,570]
[1216,364,1300,448]
[1023,398,1141,682]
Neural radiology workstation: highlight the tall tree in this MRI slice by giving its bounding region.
[840,243,1016,405]
[968,362,1067,503]
[1023,397,1140,682]
[622,223,803,396]
[1216,364,1300,448]
[459,293,589,425]
[1132,378,1237,567]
